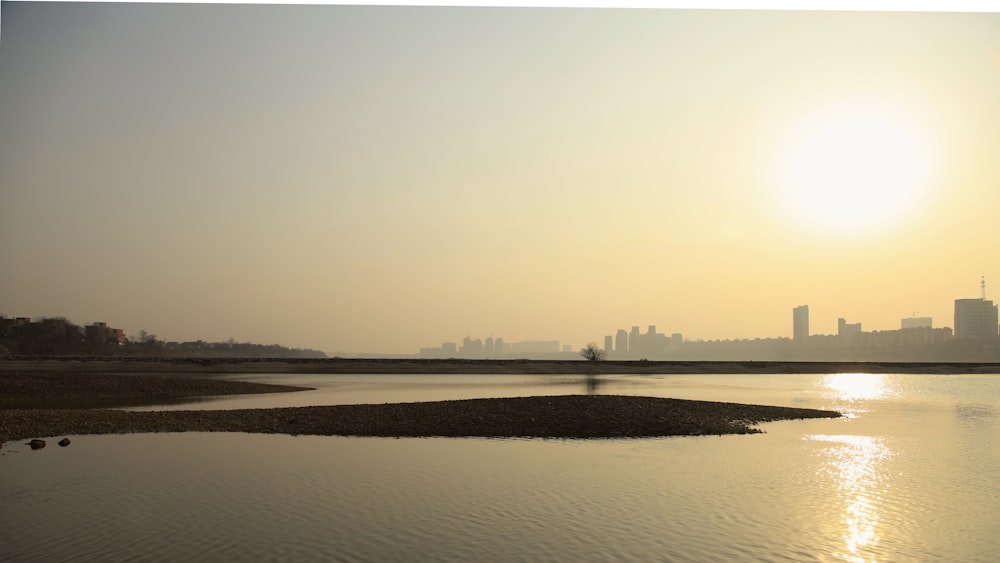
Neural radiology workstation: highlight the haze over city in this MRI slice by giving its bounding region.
[1,2,998,355]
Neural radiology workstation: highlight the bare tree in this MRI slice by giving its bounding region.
[579,342,607,362]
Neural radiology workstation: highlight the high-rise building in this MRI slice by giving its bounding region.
[793,305,809,343]
[604,335,613,353]
[615,329,628,356]
[954,298,999,342]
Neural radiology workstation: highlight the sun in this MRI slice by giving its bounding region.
[774,99,935,237]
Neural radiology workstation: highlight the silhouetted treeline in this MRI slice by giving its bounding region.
[0,316,326,358]
[156,339,327,359]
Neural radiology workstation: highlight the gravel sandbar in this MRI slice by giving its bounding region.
[0,371,841,446]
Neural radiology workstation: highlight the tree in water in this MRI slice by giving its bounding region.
[579,342,607,393]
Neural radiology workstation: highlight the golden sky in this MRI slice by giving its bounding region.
[1,3,998,354]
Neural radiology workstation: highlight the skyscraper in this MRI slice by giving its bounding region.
[954,298,999,342]
[615,329,628,356]
[793,305,809,343]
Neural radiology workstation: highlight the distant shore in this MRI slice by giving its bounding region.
[3,356,1000,374]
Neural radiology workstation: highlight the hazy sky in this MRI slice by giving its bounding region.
[1,2,998,354]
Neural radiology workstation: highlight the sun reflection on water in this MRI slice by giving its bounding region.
[824,373,894,402]
[809,434,894,563]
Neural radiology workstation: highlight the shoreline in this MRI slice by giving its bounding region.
[3,357,1000,374]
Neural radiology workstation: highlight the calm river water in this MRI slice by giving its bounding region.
[2,372,998,562]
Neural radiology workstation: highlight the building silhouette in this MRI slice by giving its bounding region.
[838,318,862,337]
[415,281,998,360]
[901,317,933,329]
[954,298,999,342]
[460,336,483,355]
[605,324,672,359]
[85,322,126,346]
[615,329,628,356]
[793,305,809,343]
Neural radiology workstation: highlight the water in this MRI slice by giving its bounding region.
[2,373,998,562]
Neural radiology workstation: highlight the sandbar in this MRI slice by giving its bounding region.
[0,369,842,446]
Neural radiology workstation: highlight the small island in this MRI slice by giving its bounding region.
[0,366,843,447]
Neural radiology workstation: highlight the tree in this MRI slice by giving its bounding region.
[579,342,607,362]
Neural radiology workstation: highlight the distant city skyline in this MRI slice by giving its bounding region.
[2,3,998,354]
[3,278,996,360]
[417,282,998,359]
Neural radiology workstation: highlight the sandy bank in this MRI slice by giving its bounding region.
[0,371,842,445]
[1,395,841,447]
[0,371,311,410]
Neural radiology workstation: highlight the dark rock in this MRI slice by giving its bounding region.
[58,437,71,447]
[27,439,46,450]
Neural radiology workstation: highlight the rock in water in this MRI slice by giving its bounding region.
[27,439,46,450]
[58,438,71,447]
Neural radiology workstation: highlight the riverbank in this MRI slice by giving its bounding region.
[0,371,312,410]
[3,357,999,374]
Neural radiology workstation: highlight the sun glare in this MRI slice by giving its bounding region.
[775,99,935,237]
[824,373,894,402]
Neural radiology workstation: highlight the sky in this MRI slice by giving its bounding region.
[1,2,998,354]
